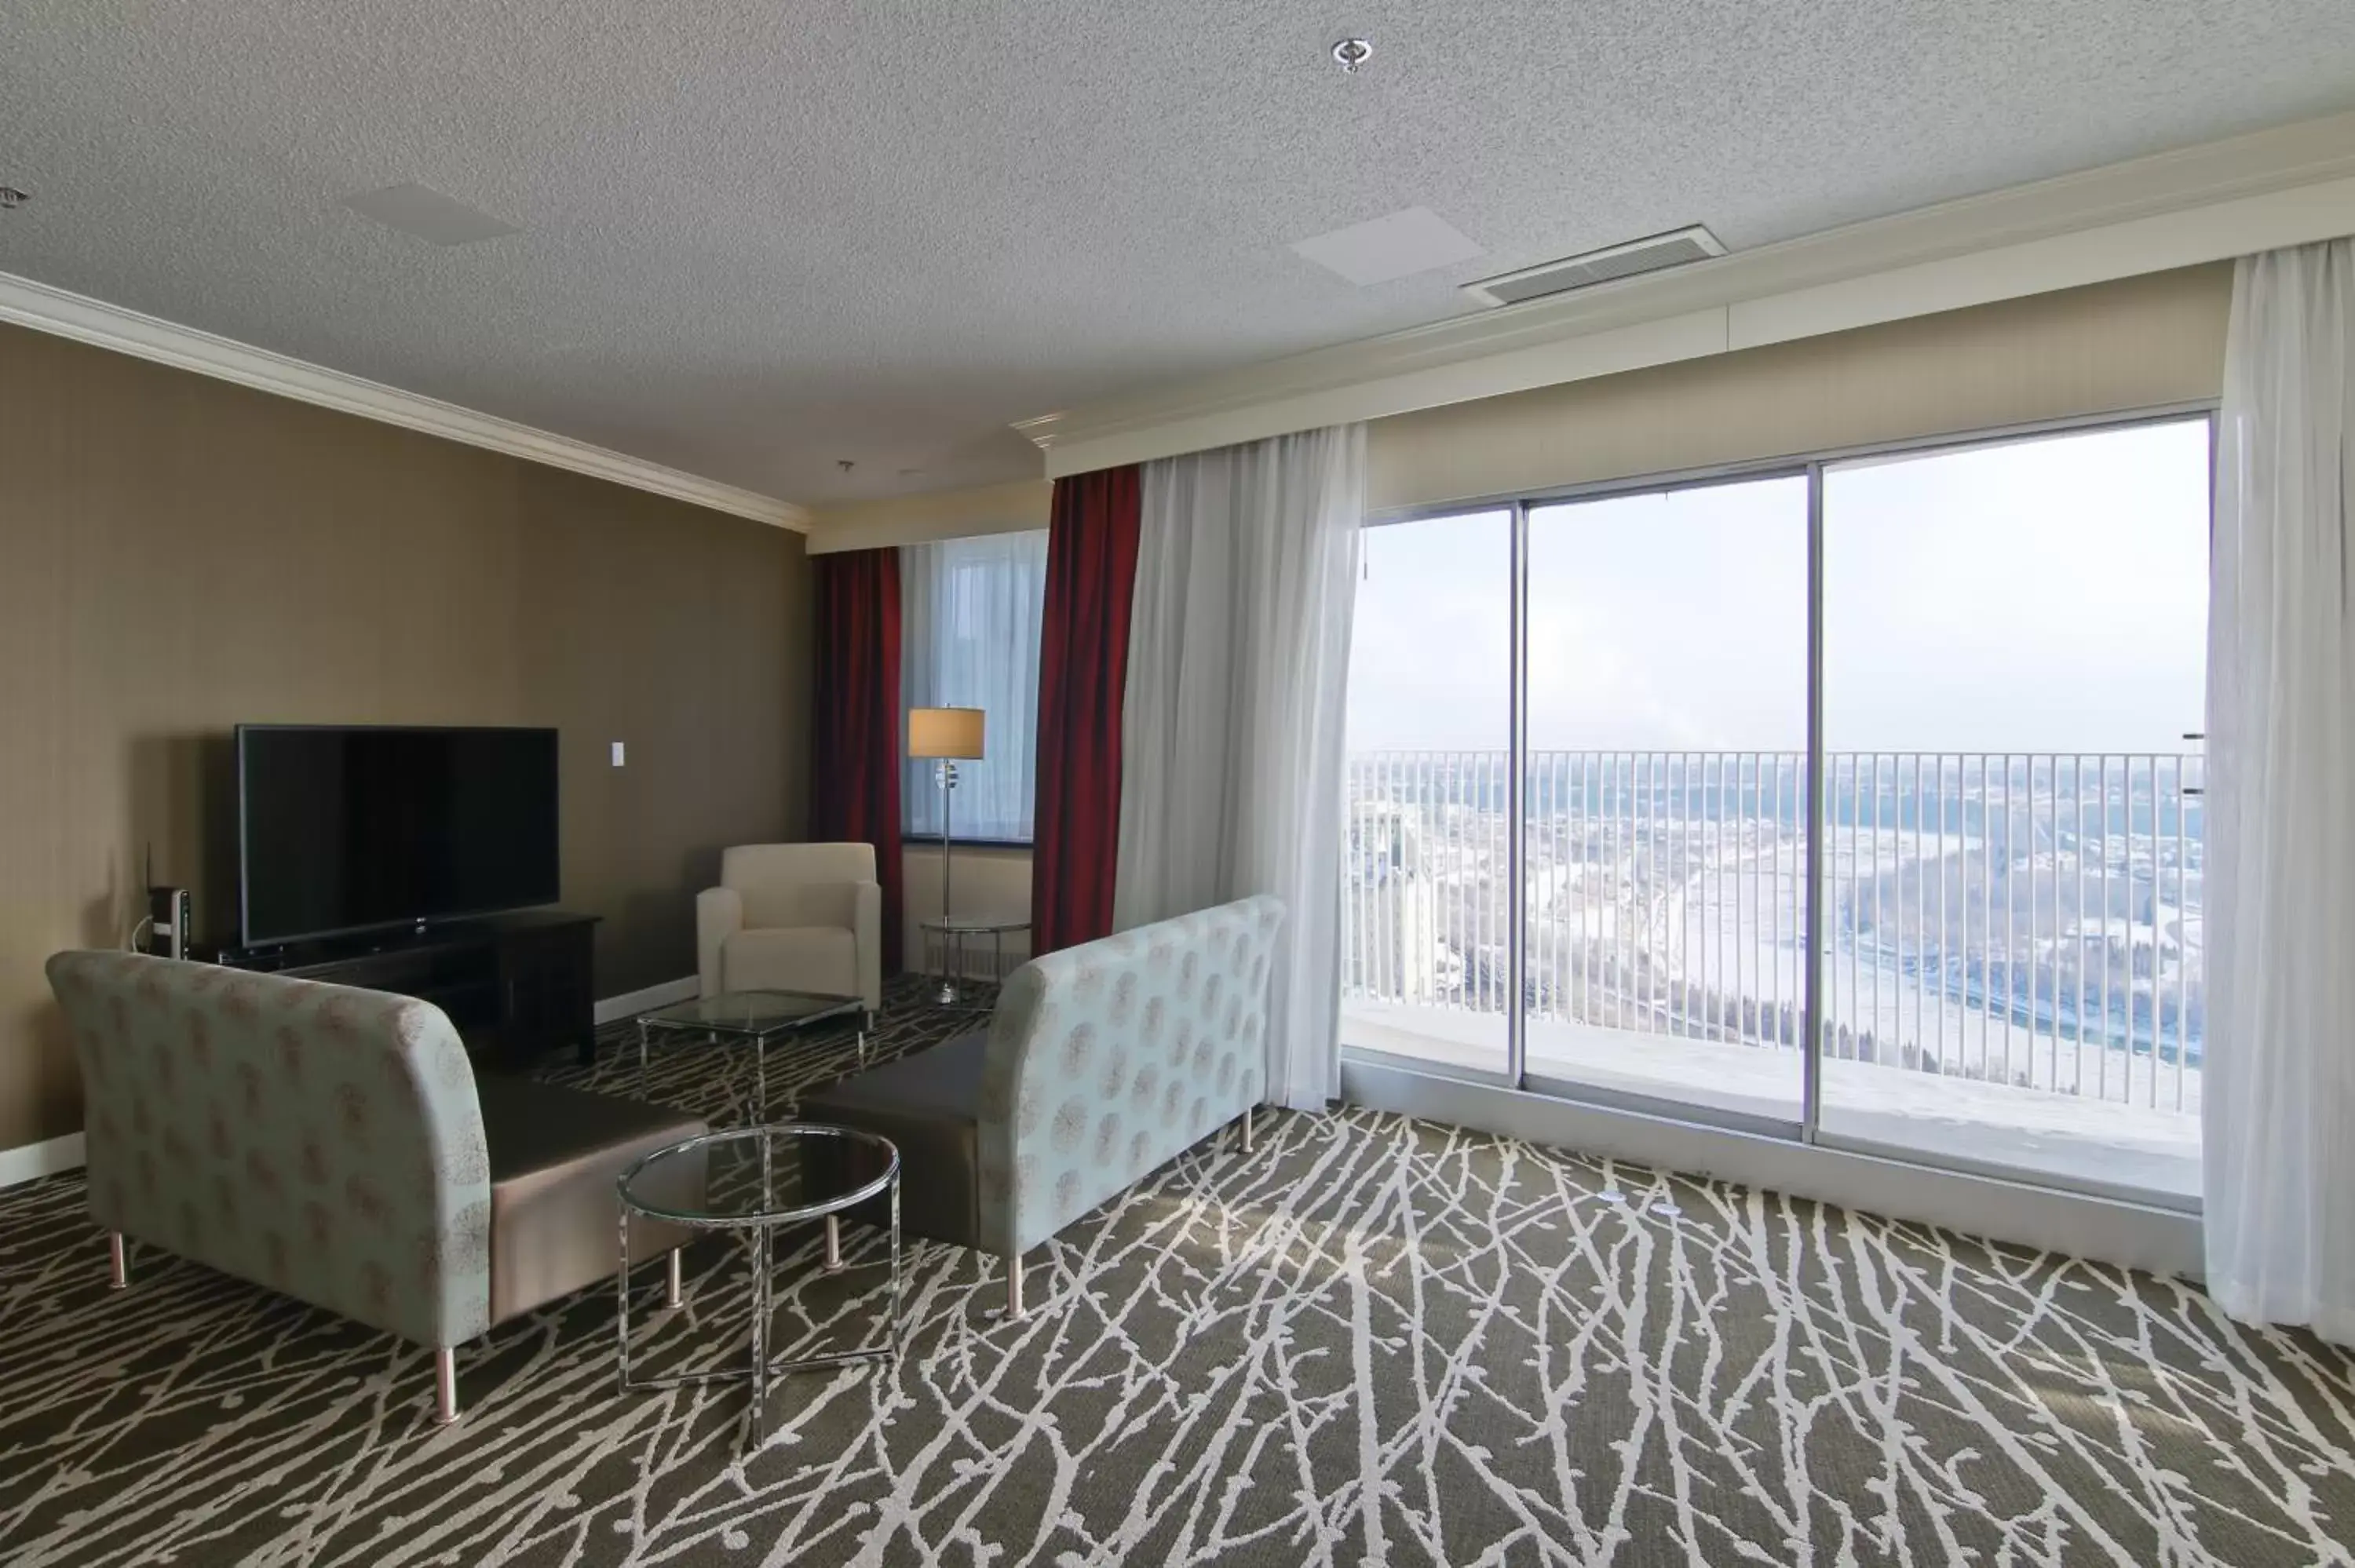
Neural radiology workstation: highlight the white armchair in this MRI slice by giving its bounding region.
[696,844,883,1014]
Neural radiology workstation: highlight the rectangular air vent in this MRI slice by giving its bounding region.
[1461,224,1725,308]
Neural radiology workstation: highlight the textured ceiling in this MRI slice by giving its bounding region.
[3,2,2353,507]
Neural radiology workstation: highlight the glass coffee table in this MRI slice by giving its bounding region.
[634,990,865,1123]
[615,1123,901,1449]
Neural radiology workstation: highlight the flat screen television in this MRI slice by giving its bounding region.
[236,724,560,947]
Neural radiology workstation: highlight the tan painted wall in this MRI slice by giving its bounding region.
[808,268,2229,561]
[900,842,1034,980]
[1366,264,2233,513]
[0,320,813,1150]
[807,478,1052,555]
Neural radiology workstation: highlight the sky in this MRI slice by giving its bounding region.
[1346,418,2211,756]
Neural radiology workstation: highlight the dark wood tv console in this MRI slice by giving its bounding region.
[209,910,601,1067]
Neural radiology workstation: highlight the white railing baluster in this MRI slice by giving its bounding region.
[1685,753,1698,1039]
[1623,752,1636,1032]
[1731,752,1743,1045]
[1868,753,1882,1059]
[1749,750,1760,1048]
[1612,752,1625,1033]
[2175,753,2189,1112]
[2110,753,2129,1107]
[1572,753,1585,1026]
[2045,755,2058,1092]
[1903,753,1915,1070]
[1767,753,1780,1051]
[2073,755,2087,1096]
[1710,753,1724,1041]
[2143,754,2157,1110]
[1339,746,2201,1120]
[1846,753,1860,1060]
[1969,753,1982,1081]
[1639,751,1653,1033]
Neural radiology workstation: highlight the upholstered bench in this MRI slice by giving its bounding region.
[801,1027,989,1249]
[802,895,1284,1316]
[470,1074,705,1335]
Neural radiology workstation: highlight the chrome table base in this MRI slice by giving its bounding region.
[616,1153,902,1450]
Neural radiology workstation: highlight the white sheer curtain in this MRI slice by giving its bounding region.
[900,531,1049,842]
[1115,424,1365,1112]
[2206,236,2355,1343]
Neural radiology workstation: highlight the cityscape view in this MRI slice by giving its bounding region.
[1341,419,2213,1200]
[1344,749,2202,1092]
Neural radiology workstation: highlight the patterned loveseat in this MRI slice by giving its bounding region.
[803,895,1285,1315]
[46,951,705,1423]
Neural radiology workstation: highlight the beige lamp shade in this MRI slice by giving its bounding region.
[907,706,985,760]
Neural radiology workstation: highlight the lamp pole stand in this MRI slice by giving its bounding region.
[937,759,959,1005]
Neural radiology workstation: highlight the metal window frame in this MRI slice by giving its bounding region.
[1360,400,2218,530]
[1345,400,2218,1209]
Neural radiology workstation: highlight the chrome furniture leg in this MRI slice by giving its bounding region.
[666,1247,684,1309]
[824,1215,843,1271]
[1243,1105,1254,1154]
[750,1131,773,1442]
[889,1178,904,1358]
[749,1222,772,1443]
[1006,1254,1025,1318]
[107,1231,127,1289]
[617,1129,901,1455]
[433,1347,459,1425]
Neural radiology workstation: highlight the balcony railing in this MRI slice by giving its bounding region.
[1343,750,2203,1110]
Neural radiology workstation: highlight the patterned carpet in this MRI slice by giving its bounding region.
[3,980,2353,1567]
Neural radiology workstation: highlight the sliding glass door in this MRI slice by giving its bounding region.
[1342,414,2211,1206]
[1342,509,1513,1078]
[1817,421,2209,1202]
[1523,477,1810,1125]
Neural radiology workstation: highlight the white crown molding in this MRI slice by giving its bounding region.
[1017,109,2355,477]
[0,270,812,531]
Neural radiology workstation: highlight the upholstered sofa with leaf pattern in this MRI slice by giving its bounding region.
[802,895,1286,1314]
[45,950,705,1424]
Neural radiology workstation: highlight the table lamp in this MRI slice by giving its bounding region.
[907,706,985,1002]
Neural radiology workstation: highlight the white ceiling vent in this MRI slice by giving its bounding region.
[340,183,520,246]
[1461,224,1725,307]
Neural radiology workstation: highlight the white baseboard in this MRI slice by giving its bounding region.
[3,980,699,1189]
[0,1131,86,1190]
[1342,1060,2205,1281]
[593,975,700,1026]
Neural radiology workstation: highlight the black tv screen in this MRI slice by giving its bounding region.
[237,724,560,946]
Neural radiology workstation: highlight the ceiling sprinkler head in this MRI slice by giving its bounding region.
[1331,38,1372,74]
[0,186,29,211]
[837,458,855,472]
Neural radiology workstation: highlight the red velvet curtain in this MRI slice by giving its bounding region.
[811,547,905,974]
[1031,465,1143,954]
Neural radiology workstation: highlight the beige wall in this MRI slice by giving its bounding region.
[808,268,2230,561]
[808,478,1051,555]
[1366,264,2232,513]
[900,842,1033,979]
[0,320,814,1150]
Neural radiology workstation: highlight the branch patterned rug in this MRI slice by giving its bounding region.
[2,980,2351,1566]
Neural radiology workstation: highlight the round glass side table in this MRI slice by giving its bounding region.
[616,1123,901,1447]
[918,914,1031,1005]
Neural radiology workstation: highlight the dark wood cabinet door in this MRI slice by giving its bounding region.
[496,920,597,1063]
